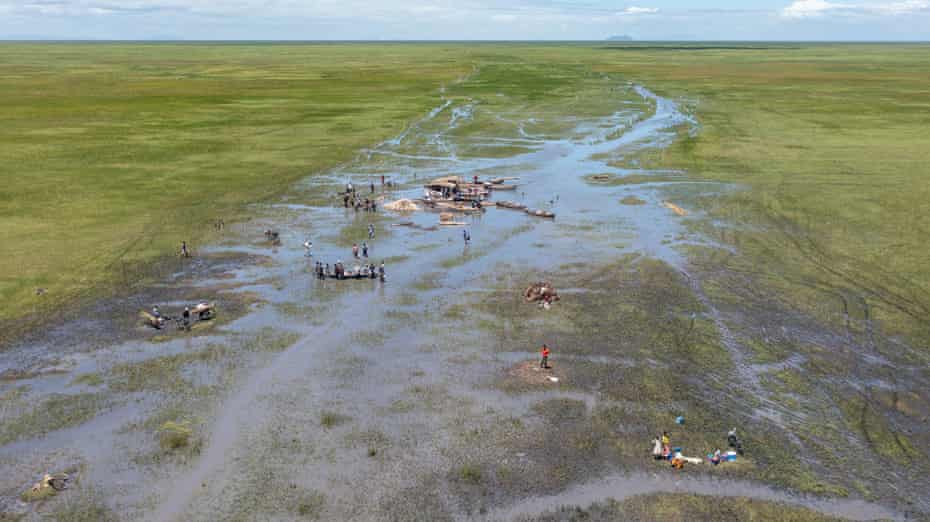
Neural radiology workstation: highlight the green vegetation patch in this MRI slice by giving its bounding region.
[108,344,228,393]
[70,372,104,387]
[320,410,350,429]
[158,420,195,452]
[521,494,842,521]
[0,392,105,446]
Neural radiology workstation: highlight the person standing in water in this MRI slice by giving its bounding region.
[352,244,359,259]
[362,242,368,258]
[463,229,471,245]
[368,224,375,240]
[181,306,191,331]
[180,241,190,258]
[303,240,313,257]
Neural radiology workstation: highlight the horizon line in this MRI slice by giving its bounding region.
[2,38,930,43]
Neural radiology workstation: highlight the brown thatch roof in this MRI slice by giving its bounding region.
[432,176,463,184]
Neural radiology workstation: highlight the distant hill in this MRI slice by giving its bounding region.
[607,35,633,41]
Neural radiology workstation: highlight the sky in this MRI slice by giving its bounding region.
[1,0,928,40]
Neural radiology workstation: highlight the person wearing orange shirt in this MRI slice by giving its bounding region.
[540,345,550,369]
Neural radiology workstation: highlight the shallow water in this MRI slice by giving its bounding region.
[0,80,906,521]
[487,472,901,522]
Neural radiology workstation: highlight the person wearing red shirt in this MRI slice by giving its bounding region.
[540,345,550,369]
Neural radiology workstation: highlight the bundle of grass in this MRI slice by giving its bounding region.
[158,421,193,452]
[21,472,70,502]
[139,310,165,329]
[662,200,688,216]
[21,483,57,503]
[384,199,419,212]
[620,195,646,205]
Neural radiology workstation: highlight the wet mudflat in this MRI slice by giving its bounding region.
[0,73,923,521]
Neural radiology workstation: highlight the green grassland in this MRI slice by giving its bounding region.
[592,43,930,346]
[5,42,929,354]
[3,42,929,519]
[0,43,471,332]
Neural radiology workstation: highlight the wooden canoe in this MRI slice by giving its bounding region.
[495,200,527,211]
[526,209,556,218]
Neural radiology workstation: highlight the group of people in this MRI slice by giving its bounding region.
[651,428,745,469]
[264,229,281,245]
[314,260,385,281]
[151,303,212,331]
[344,194,379,212]
[652,431,674,462]
[343,183,380,212]
[352,242,370,259]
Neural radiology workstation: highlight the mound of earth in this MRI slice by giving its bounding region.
[505,360,564,386]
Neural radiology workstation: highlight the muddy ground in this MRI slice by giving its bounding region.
[1,77,925,521]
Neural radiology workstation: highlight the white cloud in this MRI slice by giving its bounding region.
[621,6,659,15]
[871,0,930,14]
[782,0,930,17]
[782,0,847,18]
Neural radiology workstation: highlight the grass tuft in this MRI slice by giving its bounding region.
[158,421,194,452]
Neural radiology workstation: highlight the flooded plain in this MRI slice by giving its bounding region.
[0,77,918,521]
